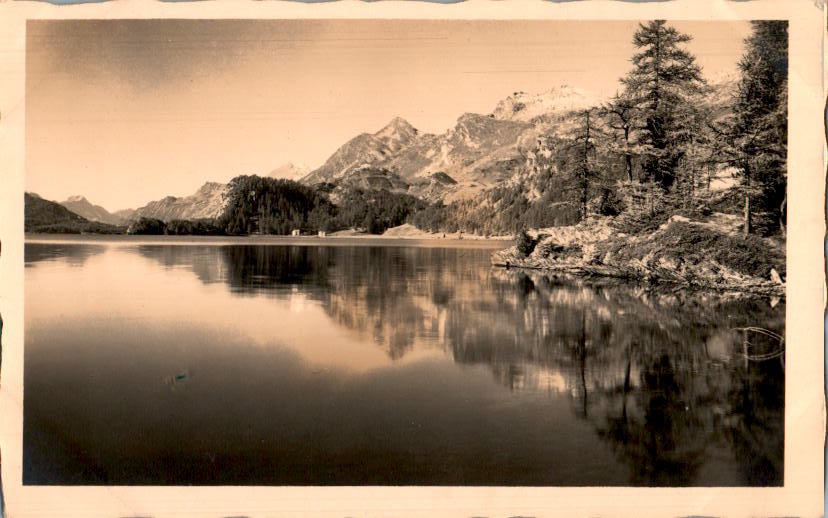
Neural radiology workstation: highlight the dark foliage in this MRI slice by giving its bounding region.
[605,221,785,278]
[515,229,536,257]
[621,20,705,190]
[719,21,788,235]
[598,187,626,216]
[165,219,225,236]
[129,217,166,235]
[334,188,426,235]
[219,175,335,235]
[215,176,425,236]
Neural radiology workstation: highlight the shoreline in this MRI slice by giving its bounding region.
[24,232,514,249]
[490,218,786,298]
[491,259,785,298]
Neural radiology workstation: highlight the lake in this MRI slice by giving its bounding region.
[23,237,785,486]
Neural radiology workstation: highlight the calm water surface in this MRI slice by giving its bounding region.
[24,238,784,486]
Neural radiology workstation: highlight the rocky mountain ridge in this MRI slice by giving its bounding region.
[117,182,230,223]
[301,85,606,202]
[60,195,125,226]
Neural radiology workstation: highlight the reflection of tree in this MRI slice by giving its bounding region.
[598,348,707,486]
[725,353,784,486]
[128,242,784,486]
[471,270,784,486]
[135,245,335,293]
[221,246,334,292]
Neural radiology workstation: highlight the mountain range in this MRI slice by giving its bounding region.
[60,195,126,226]
[52,162,309,225]
[300,85,607,204]
[39,79,735,228]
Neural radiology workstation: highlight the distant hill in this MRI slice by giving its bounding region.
[129,182,230,222]
[25,193,124,234]
[113,208,138,222]
[60,195,125,225]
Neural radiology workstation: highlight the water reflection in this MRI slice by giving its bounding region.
[25,242,105,267]
[24,242,784,486]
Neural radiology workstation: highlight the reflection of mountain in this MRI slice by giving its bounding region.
[125,243,783,486]
[25,242,106,267]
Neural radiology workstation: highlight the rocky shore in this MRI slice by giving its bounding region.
[492,215,786,298]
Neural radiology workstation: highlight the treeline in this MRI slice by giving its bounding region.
[412,143,628,235]
[335,188,426,234]
[128,217,224,236]
[217,175,334,235]
[412,179,584,236]
[127,176,426,236]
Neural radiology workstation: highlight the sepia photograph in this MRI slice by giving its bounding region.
[21,17,790,487]
[0,2,824,515]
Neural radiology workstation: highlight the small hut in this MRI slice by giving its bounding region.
[291,229,301,237]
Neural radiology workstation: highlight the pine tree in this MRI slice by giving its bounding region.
[601,92,637,182]
[672,88,713,207]
[566,108,606,221]
[621,20,706,191]
[712,21,788,235]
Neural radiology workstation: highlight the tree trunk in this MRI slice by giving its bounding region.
[624,126,633,182]
[689,134,695,204]
[743,158,752,236]
[581,111,591,221]
[743,193,751,236]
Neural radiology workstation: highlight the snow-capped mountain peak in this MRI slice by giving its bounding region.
[269,162,310,181]
[492,85,605,122]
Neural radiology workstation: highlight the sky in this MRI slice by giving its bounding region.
[25,19,752,212]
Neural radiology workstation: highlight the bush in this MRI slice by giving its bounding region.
[598,187,626,216]
[605,221,785,278]
[516,229,536,256]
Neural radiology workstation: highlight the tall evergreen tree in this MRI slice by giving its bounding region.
[621,20,706,190]
[711,21,787,235]
[672,88,713,206]
[566,108,606,220]
[734,21,788,235]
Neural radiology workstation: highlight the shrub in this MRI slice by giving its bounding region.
[598,187,626,216]
[515,229,536,256]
